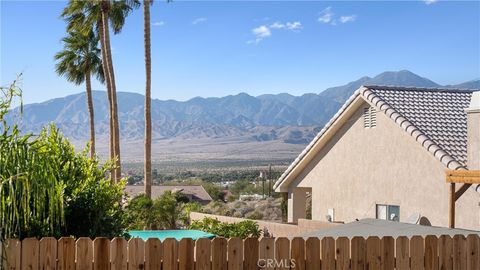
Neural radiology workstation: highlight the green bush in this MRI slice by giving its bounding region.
[125,191,198,230]
[188,217,261,238]
[0,78,126,239]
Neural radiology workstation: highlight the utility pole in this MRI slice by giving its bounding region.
[268,164,272,197]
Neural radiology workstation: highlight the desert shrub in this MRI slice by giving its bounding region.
[188,217,261,238]
[245,211,263,220]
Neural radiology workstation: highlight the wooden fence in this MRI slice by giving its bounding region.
[1,234,479,269]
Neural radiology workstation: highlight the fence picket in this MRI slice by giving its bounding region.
[227,238,243,270]
[305,237,320,270]
[244,237,259,270]
[3,234,477,270]
[163,238,179,270]
[178,238,194,270]
[466,234,479,270]
[336,237,350,270]
[321,237,335,270]
[259,237,275,270]
[396,236,410,269]
[3,239,21,270]
[127,238,145,270]
[212,237,227,270]
[411,236,425,270]
[93,237,110,270]
[453,235,466,270]
[111,237,127,270]
[195,238,211,270]
[76,237,93,270]
[425,235,438,270]
[351,237,366,270]
[145,238,162,270]
[438,235,452,270]
[275,237,290,270]
[381,236,394,270]
[366,236,381,270]
[57,237,75,270]
[39,237,57,270]
[291,237,305,270]
[21,238,39,270]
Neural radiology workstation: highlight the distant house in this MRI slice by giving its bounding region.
[274,85,480,230]
[125,185,213,205]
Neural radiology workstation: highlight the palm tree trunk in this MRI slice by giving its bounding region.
[101,5,122,182]
[98,17,116,183]
[144,0,152,199]
[85,72,96,159]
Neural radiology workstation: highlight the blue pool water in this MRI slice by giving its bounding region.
[129,230,215,241]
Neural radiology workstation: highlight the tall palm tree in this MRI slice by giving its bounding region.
[62,0,139,182]
[55,29,104,159]
[144,0,152,198]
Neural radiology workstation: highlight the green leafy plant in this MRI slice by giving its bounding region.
[0,77,127,240]
[188,217,261,238]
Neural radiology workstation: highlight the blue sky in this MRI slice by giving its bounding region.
[1,0,479,104]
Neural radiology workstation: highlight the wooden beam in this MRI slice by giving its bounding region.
[446,170,480,184]
[449,183,455,228]
[455,184,472,201]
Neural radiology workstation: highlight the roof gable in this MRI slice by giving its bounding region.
[274,85,478,191]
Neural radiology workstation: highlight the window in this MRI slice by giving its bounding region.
[376,204,400,221]
[363,106,377,128]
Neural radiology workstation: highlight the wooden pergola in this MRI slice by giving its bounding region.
[446,170,480,228]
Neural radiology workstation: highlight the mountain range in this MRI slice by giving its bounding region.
[8,70,480,147]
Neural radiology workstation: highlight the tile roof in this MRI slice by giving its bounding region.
[274,85,479,190]
[125,185,213,202]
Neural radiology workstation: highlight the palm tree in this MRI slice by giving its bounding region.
[62,0,140,182]
[143,0,152,198]
[55,29,104,159]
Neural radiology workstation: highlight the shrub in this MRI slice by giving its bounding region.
[0,77,126,239]
[188,217,261,238]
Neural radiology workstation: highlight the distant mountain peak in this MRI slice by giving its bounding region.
[10,70,476,147]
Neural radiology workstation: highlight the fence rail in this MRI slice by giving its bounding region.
[1,234,479,269]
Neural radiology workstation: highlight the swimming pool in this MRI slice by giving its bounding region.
[128,230,216,241]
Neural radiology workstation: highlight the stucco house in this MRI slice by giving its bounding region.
[274,85,480,230]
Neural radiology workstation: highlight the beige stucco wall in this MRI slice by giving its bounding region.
[288,101,480,230]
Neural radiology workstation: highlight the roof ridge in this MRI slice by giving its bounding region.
[364,84,480,92]
[360,86,465,170]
